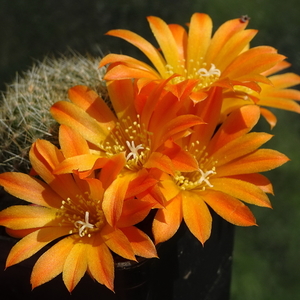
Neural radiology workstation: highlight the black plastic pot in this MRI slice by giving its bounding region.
[0,190,234,300]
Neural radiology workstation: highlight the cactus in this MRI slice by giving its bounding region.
[0,52,107,173]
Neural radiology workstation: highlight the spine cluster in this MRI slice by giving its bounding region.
[0,53,107,173]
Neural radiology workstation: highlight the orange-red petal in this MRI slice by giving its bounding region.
[211,177,272,207]
[101,225,136,261]
[152,194,183,244]
[187,13,212,73]
[51,101,109,145]
[6,226,72,268]
[59,124,90,158]
[0,205,57,229]
[182,191,212,245]
[0,172,62,208]
[201,190,257,226]
[217,149,289,176]
[104,28,166,76]
[121,226,158,258]
[102,175,131,227]
[86,234,114,291]
[63,241,88,292]
[68,85,117,126]
[31,236,75,289]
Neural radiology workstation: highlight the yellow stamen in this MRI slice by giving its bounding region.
[165,59,221,90]
[175,142,217,190]
[175,167,216,191]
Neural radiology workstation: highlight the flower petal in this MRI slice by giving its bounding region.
[201,190,257,226]
[68,85,117,126]
[51,101,109,145]
[187,13,212,73]
[0,205,58,229]
[102,175,130,227]
[121,227,158,258]
[208,105,260,153]
[0,172,62,208]
[54,154,110,175]
[30,141,82,200]
[168,24,187,62]
[267,72,300,89]
[182,191,212,245]
[161,140,199,172]
[29,139,63,183]
[211,132,273,166]
[125,169,157,197]
[31,236,75,289]
[156,114,204,147]
[211,177,272,207]
[6,227,72,267]
[217,149,289,176]
[106,79,137,120]
[63,241,88,292]
[260,107,277,129]
[215,29,257,71]
[99,152,127,189]
[188,87,223,147]
[100,53,160,77]
[101,225,136,261]
[153,194,183,244]
[228,173,274,194]
[143,152,175,175]
[104,28,167,76]
[147,16,181,73]
[258,96,300,113]
[86,234,114,291]
[117,197,154,227]
[222,46,285,80]
[205,17,249,65]
[104,63,160,81]
[59,124,90,158]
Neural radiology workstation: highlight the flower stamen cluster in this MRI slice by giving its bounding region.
[126,140,144,160]
[58,194,105,238]
[196,168,216,187]
[74,211,95,237]
[100,115,152,170]
[174,167,215,191]
[165,59,221,90]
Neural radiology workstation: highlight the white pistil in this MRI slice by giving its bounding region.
[197,63,221,77]
[126,140,144,160]
[196,169,216,187]
[74,211,94,237]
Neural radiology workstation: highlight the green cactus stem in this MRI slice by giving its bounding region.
[0,52,107,173]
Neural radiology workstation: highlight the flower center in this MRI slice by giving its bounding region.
[74,211,94,237]
[232,85,258,101]
[57,193,105,238]
[99,115,152,171]
[175,167,216,191]
[165,58,221,90]
[175,141,217,191]
[126,140,144,160]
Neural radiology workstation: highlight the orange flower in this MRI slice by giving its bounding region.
[152,105,289,245]
[222,61,300,128]
[0,138,157,292]
[100,13,285,103]
[50,80,203,226]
